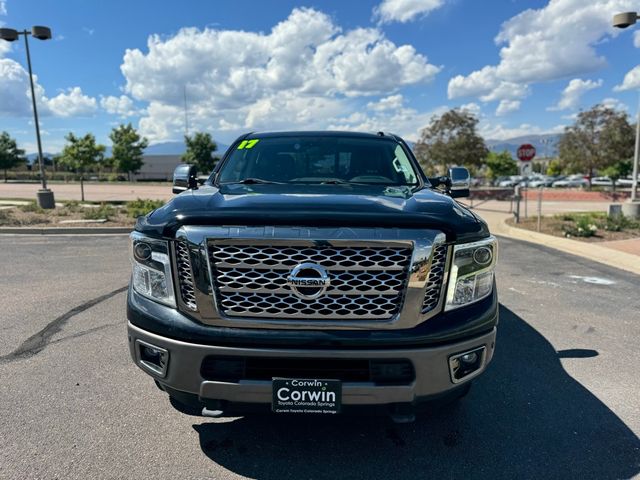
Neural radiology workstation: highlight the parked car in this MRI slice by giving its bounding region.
[528,175,560,188]
[498,175,524,187]
[519,175,545,187]
[127,131,498,423]
[591,176,613,187]
[617,176,639,187]
[552,175,589,188]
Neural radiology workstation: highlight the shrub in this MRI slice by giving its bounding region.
[601,214,640,232]
[562,215,597,238]
[63,200,82,213]
[18,202,44,214]
[0,209,11,225]
[126,198,164,218]
[83,203,117,220]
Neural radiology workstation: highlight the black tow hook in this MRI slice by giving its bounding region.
[389,403,416,424]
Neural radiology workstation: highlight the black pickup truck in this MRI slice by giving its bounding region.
[127,131,497,422]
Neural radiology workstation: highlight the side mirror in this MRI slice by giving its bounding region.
[449,166,470,198]
[173,164,198,194]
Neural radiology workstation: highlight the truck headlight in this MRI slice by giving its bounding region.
[445,236,497,311]
[130,232,175,307]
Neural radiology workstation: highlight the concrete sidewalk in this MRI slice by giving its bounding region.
[470,201,640,276]
[0,182,174,202]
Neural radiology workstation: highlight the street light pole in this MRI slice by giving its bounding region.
[0,25,54,208]
[23,30,47,191]
[613,12,640,218]
[633,96,640,202]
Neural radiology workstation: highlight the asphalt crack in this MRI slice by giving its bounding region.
[0,285,128,364]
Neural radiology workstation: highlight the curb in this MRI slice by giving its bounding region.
[497,218,640,276]
[0,227,132,235]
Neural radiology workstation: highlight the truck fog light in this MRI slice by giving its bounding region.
[449,347,486,383]
[460,352,478,364]
[136,340,169,377]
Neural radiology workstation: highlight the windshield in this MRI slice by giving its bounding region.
[217,136,420,186]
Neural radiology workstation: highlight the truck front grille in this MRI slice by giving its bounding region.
[208,244,413,320]
[422,243,448,313]
[175,241,198,311]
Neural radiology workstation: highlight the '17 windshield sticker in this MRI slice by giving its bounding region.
[237,139,260,149]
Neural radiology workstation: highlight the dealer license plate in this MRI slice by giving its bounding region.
[272,378,342,414]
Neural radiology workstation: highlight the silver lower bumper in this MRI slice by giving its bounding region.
[128,322,496,405]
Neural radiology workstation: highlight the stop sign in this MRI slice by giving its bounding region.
[517,144,536,162]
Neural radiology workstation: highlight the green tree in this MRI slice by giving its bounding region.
[558,104,634,187]
[414,109,488,175]
[58,133,106,200]
[602,158,633,191]
[182,132,218,173]
[485,151,517,181]
[109,123,148,181]
[546,159,564,176]
[0,131,25,182]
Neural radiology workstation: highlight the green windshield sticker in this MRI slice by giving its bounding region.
[237,139,260,150]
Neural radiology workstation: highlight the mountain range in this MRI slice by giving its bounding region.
[485,133,562,159]
[27,140,231,163]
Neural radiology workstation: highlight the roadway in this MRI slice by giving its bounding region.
[0,234,638,479]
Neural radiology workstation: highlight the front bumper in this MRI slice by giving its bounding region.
[128,322,496,406]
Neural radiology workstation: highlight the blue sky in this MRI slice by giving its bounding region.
[1,0,640,153]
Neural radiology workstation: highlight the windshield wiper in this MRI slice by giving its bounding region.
[290,179,368,185]
[222,178,283,185]
[319,179,350,184]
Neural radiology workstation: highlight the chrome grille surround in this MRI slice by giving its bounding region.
[174,226,448,331]
[209,245,412,320]
[421,243,450,313]
[174,240,198,311]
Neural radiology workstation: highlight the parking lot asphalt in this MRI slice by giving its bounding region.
[0,234,638,479]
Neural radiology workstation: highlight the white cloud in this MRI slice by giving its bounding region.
[367,94,404,111]
[0,0,9,55]
[459,102,481,116]
[448,0,636,102]
[448,66,498,99]
[634,30,640,48]
[448,66,529,103]
[0,62,97,118]
[120,7,440,142]
[100,94,138,117]
[614,65,640,91]
[46,87,97,117]
[548,78,602,111]
[480,82,529,103]
[496,99,521,116]
[0,59,35,116]
[328,94,448,142]
[373,0,444,24]
[601,97,629,111]
[244,93,345,130]
[480,122,565,141]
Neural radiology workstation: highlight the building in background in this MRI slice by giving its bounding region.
[133,154,182,181]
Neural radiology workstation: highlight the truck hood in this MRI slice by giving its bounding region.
[136,184,488,242]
